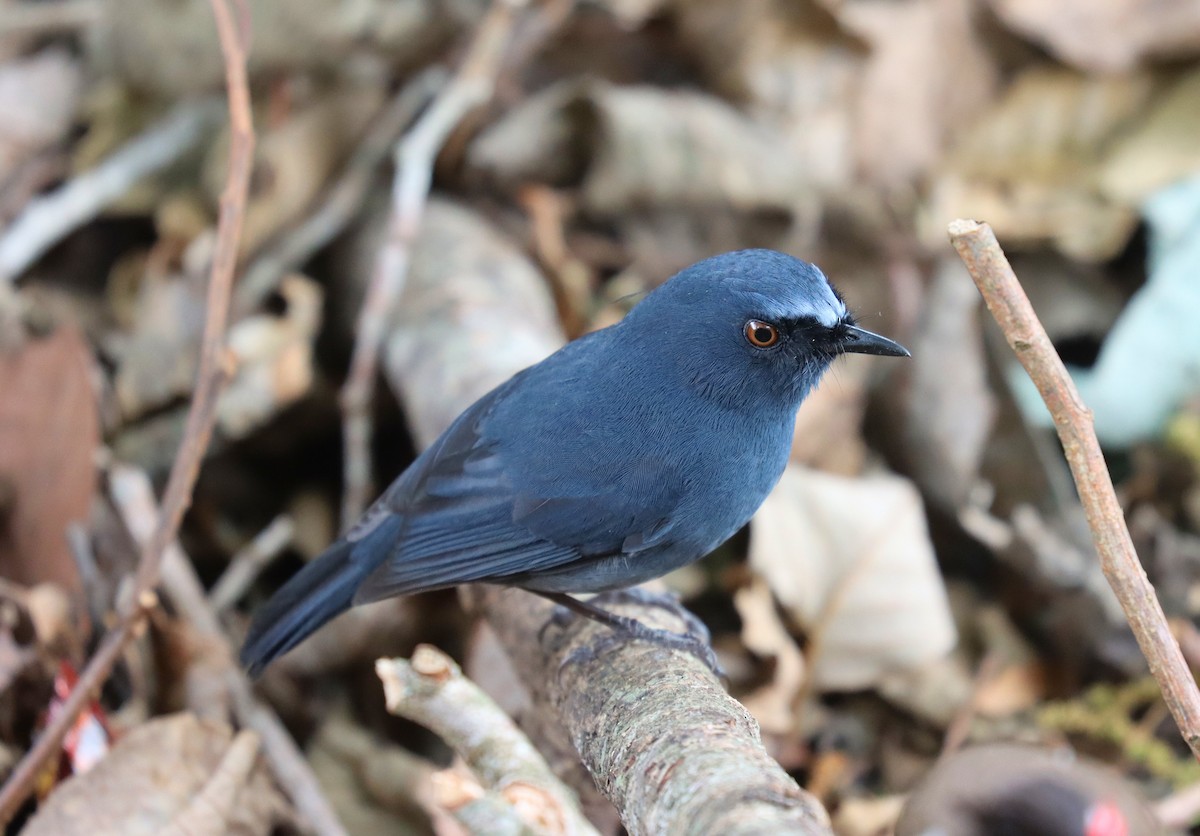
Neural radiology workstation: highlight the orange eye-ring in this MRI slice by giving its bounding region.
[744,320,780,348]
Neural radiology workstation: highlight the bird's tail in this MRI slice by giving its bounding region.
[240,516,400,677]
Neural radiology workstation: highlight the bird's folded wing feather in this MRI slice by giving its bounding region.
[350,381,684,604]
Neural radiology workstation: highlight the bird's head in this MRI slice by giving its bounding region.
[624,249,908,410]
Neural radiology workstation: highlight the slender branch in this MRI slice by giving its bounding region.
[108,465,346,836]
[208,514,294,615]
[948,219,1200,760]
[231,69,446,318]
[0,99,223,283]
[468,588,833,835]
[377,645,599,836]
[0,0,255,821]
[338,0,528,529]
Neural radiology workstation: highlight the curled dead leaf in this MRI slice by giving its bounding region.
[470,80,808,217]
[734,576,807,735]
[25,713,282,835]
[749,465,956,691]
[986,0,1200,72]
[203,86,385,258]
[922,68,1162,261]
[217,274,322,438]
[382,198,565,448]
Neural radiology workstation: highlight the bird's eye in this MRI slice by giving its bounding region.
[744,320,779,348]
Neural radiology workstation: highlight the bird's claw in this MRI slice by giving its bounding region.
[552,588,724,679]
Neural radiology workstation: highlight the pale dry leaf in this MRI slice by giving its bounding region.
[383,199,564,448]
[749,465,956,691]
[1098,67,1200,206]
[24,583,74,652]
[875,654,972,726]
[973,661,1046,718]
[986,0,1200,72]
[217,274,322,438]
[835,0,997,187]
[673,0,863,192]
[93,0,474,96]
[112,269,206,419]
[469,81,810,216]
[0,48,82,181]
[24,713,280,835]
[0,325,98,620]
[734,577,807,735]
[203,86,384,257]
[159,730,262,836]
[596,0,670,27]
[921,68,1162,261]
[831,794,905,836]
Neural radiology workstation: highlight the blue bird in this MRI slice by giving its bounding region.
[240,249,908,676]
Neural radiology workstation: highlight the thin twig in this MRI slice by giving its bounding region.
[940,651,1002,756]
[948,218,1200,761]
[232,69,446,319]
[339,0,529,529]
[377,645,600,836]
[0,0,254,822]
[0,99,223,283]
[109,465,346,836]
[208,515,294,615]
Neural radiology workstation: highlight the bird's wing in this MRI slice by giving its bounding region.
[350,381,684,604]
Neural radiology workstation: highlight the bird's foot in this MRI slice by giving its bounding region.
[537,588,723,678]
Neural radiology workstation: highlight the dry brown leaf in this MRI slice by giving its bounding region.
[1098,67,1200,205]
[24,713,281,835]
[381,199,565,448]
[835,0,997,187]
[973,661,1046,718]
[469,80,809,216]
[749,465,956,691]
[734,576,808,735]
[673,0,863,192]
[922,68,1163,261]
[986,0,1200,72]
[831,794,905,836]
[112,269,205,419]
[0,325,97,620]
[0,49,81,182]
[217,274,322,438]
[203,86,384,258]
[92,0,474,96]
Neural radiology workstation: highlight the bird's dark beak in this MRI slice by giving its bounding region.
[840,325,910,357]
